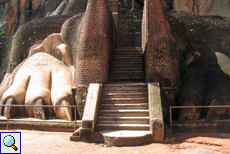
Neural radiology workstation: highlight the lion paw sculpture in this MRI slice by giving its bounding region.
[0,33,75,121]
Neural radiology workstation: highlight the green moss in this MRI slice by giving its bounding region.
[223,71,230,78]
[78,24,81,30]
[183,66,189,79]
[0,21,6,37]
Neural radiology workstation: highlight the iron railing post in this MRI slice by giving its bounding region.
[170,106,172,131]
[74,107,77,130]
[6,106,9,130]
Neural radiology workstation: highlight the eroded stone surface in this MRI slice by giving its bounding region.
[174,0,230,18]
[178,52,230,121]
[0,0,65,35]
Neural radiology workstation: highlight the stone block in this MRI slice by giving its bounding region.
[151,118,164,142]
[82,83,102,129]
[148,83,164,142]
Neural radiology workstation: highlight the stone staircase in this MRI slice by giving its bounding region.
[97,83,149,131]
[109,48,144,82]
[70,48,164,146]
[93,48,153,146]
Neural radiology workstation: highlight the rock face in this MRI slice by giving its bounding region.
[167,14,230,121]
[0,0,66,36]
[174,0,230,18]
[177,52,230,121]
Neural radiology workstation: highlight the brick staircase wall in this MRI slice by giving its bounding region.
[142,0,179,88]
[75,0,117,86]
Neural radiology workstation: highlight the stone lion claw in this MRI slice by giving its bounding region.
[0,33,75,121]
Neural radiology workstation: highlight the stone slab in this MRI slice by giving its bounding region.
[148,83,164,142]
[82,83,102,129]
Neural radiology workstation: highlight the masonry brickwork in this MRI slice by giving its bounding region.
[142,0,179,87]
[75,0,117,86]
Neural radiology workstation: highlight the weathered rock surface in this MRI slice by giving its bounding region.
[174,0,230,18]
[61,13,85,69]
[0,35,13,80]
[167,14,230,121]
[178,52,230,121]
[0,0,65,35]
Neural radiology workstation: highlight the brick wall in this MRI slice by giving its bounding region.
[110,0,119,26]
[75,0,116,86]
[142,0,179,87]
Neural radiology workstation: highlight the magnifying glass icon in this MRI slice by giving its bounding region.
[3,135,18,151]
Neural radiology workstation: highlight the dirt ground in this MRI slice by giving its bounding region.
[1,129,230,154]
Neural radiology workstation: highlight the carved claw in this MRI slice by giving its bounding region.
[178,100,202,122]
[32,99,49,120]
[3,98,20,118]
[55,100,73,121]
[205,99,227,121]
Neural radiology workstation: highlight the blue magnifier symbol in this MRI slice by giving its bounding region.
[3,135,18,151]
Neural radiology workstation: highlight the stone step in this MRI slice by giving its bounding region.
[109,76,144,80]
[110,72,144,79]
[96,123,149,131]
[112,58,143,61]
[113,59,143,62]
[111,68,144,72]
[113,56,143,60]
[111,66,143,69]
[102,88,147,93]
[110,70,144,75]
[100,130,153,146]
[103,83,147,87]
[111,71,144,74]
[113,54,143,57]
[113,55,143,58]
[109,79,144,82]
[112,62,144,65]
[110,70,144,74]
[109,77,144,82]
[112,61,143,64]
[114,53,142,56]
[102,92,148,98]
[99,109,149,116]
[98,116,149,124]
[112,60,143,64]
[115,48,142,52]
[101,98,148,103]
[110,71,144,74]
[111,67,143,71]
[110,74,144,78]
[114,50,142,53]
[99,103,148,109]
[111,64,144,68]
